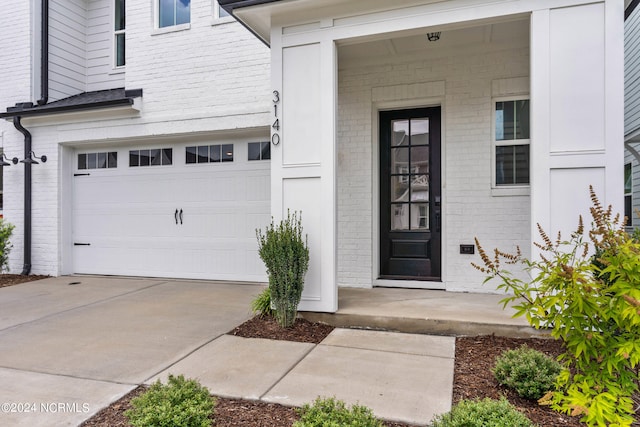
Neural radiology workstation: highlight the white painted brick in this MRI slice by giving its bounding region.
[337,43,530,292]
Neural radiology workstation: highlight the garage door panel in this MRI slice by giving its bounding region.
[73,141,270,282]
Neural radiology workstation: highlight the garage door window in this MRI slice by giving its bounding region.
[248,142,270,161]
[78,152,118,169]
[129,149,173,167]
[186,144,233,164]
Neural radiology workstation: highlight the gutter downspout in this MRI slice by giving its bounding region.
[13,117,32,276]
[37,0,49,106]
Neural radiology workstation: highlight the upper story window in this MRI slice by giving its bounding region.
[114,0,125,67]
[214,0,230,19]
[159,0,190,28]
[494,98,530,186]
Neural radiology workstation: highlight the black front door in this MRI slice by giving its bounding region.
[379,107,441,280]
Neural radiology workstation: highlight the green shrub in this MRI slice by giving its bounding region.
[256,210,309,328]
[125,374,215,427]
[294,397,383,427]
[473,186,640,426]
[493,345,561,400]
[431,397,534,427]
[0,219,15,273]
[251,287,274,317]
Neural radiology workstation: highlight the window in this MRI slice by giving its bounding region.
[186,144,233,164]
[159,0,190,28]
[78,152,118,169]
[114,0,125,67]
[494,99,530,186]
[248,142,270,161]
[625,163,632,226]
[129,149,172,167]
[213,0,230,19]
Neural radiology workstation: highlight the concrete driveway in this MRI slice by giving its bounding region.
[0,275,455,427]
[0,276,261,426]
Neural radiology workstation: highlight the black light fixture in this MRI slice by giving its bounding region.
[20,151,47,165]
[426,32,441,42]
[0,153,18,167]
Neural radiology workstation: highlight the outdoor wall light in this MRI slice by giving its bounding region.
[0,153,18,167]
[20,151,47,165]
[426,32,441,42]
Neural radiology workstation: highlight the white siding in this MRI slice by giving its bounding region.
[626,5,640,137]
[49,0,87,100]
[87,0,124,91]
[337,36,531,292]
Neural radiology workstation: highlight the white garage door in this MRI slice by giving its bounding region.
[72,140,271,282]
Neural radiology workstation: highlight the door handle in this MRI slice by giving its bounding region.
[179,209,183,225]
[175,209,179,224]
[435,212,441,233]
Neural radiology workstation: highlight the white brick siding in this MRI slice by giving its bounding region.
[2,1,271,276]
[337,42,531,292]
[1,1,33,273]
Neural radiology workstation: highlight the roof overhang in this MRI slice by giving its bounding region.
[218,0,283,45]
[0,88,142,120]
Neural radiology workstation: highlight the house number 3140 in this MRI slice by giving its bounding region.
[272,90,280,145]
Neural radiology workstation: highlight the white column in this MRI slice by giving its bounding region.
[270,28,337,312]
[530,1,624,251]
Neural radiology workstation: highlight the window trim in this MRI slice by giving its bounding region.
[491,95,531,196]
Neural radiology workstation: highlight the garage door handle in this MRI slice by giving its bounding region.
[179,209,183,225]
[175,209,179,224]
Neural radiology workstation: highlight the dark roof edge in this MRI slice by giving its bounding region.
[0,90,142,119]
[627,0,639,20]
[218,0,282,47]
[218,0,280,11]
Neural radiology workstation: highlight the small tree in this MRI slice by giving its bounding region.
[473,187,640,426]
[256,210,309,328]
[0,219,15,273]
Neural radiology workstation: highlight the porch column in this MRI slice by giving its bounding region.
[270,29,338,313]
[530,2,624,250]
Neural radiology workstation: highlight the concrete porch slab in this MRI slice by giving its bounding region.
[302,287,546,338]
[263,329,454,426]
[0,367,133,427]
[149,335,314,400]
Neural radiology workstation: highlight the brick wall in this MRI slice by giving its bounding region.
[337,42,531,292]
[1,1,33,273]
[1,1,271,275]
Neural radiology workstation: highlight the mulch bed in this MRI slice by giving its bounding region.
[229,315,334,343]
[454,335,582,427]
[0,274,49,288]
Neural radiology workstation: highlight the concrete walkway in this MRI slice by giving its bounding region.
[0,276,529,426]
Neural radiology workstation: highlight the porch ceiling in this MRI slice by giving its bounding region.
[337,19,529,66]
